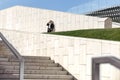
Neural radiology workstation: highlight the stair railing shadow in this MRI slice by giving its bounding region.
[58,63,78,80]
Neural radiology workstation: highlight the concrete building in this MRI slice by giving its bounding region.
[86,6,120,23]
[0,6,112,33]
[0,6,120,80]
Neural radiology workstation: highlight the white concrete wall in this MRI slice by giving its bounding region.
[0,6,111,33]
[40,34,120,80]
[112,22,120,28]
[0,29,120,80]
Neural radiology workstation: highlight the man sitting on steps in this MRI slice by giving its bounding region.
[46,20,55,33]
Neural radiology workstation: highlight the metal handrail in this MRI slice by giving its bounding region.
[92,56,120,80]
[0,32,24,80]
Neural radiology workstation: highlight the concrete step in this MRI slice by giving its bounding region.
[11,58,50,61]
[0,65,62,70]
[0,74,73,79]
[0,70,67,75]
[0,54,13,58]
[0,43,7,46]
[9,59,54,63]
[0,62,58,67]
[23,56,50,60]
[2,79,73,80]
[10,56,51,60]
[0,58,8,61]
[0,47,10,50]
[0,41,4,43]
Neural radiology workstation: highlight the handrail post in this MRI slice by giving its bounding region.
[0,32,24,80]
[92,59,100,80]
[20,59,24,80]
[92,56,120,80]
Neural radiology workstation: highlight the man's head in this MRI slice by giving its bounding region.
[49,20,54,23]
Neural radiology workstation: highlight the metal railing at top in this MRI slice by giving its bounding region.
[0,32,24,80]
[92,56,120,80]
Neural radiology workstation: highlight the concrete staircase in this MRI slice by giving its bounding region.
[0,42,75,80]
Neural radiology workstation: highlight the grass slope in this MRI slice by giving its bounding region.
[49,28,120,41]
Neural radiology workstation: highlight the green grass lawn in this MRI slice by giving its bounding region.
[49,28,120,41]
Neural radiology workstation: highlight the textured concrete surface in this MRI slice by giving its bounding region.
[0,6,112,33]
[0,6,117,80]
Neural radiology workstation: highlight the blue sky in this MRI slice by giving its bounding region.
[0,0,119,14]
[0,0,94,12]
[68,0,120,14]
